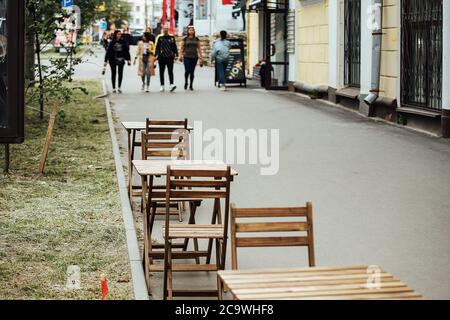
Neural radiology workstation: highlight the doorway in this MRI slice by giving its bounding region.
[263,0,289,90]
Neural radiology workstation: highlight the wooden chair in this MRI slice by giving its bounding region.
[161,165,232,300]
[141,129,189,222]
[129,118,190,205]
[230,202,315,270]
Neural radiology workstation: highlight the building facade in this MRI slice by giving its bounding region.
[194,0,246,36]
[246,0,450,137]
[127,0,163,29]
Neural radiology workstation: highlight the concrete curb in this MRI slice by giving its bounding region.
[102,80,150,300]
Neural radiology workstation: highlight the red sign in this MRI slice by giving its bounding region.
[162,0,167,25]
[169,0,175,34]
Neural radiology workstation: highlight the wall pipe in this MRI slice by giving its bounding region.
[364,0,383,106]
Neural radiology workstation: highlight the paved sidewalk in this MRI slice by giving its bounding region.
[80,49,450,299]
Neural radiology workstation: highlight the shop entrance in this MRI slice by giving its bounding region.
[263,0,289,90]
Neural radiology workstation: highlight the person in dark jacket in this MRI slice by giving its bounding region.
[104,30,131,93]
[122,26,132,46]
[155,26,178,92]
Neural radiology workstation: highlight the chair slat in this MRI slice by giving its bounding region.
[233,207,308,218]
[236,236,309,248]
[145,150,187,158]
[236,222,309,233]
[148,120,187,126]
[170,190,228,199]
[147,127,189,133]
[170,179,228,188]
[170,169,229,178]
[144,142,185,148]
[143,133,180,140]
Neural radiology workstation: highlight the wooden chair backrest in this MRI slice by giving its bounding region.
[141,130,189,160]
[146,118,188,133]
[166,165,232,200]
[230,202,315,269]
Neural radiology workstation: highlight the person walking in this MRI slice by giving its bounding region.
[155,26,178,92]
[179,26,203,91]
[134,32,156,92]
[144,27,156,43]
[211,30,231,91]
[104,30,131,94]
[122,26,132,46]
[100,31,110,51]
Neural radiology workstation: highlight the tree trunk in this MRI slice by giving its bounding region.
[32,7,45,120]
[24,7,35,81]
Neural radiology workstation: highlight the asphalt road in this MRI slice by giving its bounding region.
[76,48,450,300]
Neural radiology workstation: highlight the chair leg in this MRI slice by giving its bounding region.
[149,202,157,235]
[144,220,152,295]
[163,241,169,300]
[207,199,220,264]
[183,201,197,251]
[216,238,223,299]
[193,238,200,265]
[177,202,183,222]
[167,240,174,300]
[217,274,223,300]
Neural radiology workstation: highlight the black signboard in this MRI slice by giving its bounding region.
[0,0,25,144]
[215,38,247,87]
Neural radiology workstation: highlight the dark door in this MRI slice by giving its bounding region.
[264,1,288,90]
[344,0,361,87]
[401,0,443,111]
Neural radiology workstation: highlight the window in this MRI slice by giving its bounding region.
[136,18,140,25]
[344,0,361,87]
[136,6,140,12]
[401,0,443,111]
[196,0,208,20]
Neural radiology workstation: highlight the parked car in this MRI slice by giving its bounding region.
[130,28,144,45]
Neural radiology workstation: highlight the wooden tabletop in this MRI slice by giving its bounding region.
[121,121,194,131]
[218,265,422,300]
[133,160,239,177]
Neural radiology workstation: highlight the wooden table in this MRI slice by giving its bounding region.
[121,122,194,201]
[218,265,423,300]
[133,159,238,213]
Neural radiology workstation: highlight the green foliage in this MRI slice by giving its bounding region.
[26,51,87,108]
[25,0,98,111]
[97,0,132,29]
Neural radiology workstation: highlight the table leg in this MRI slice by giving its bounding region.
[127,130,132,200]
[129,129,137,203]
[142,174,151,293]
[141,175,148,215]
